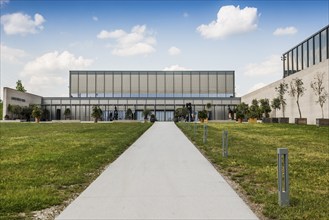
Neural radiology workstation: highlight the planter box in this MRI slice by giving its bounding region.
[295,118,307,125]
[316,118,329,126]
[248,118,257,123]
[271,118,279,123]
[278,117,289,124]
[262,118,271,123]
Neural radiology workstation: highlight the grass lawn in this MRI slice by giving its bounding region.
[177,122,329,220]
[0,122,151,219]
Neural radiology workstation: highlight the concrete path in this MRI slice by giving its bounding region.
[56,122,258,220]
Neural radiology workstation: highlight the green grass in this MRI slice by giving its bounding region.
[0,122,151,219]
[177,122,329,220]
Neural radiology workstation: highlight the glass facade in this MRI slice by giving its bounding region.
[283,25,328,78]
[70,71,235,98]
[41,70,239,121]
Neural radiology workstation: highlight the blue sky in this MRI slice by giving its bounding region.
[1,0,328,97]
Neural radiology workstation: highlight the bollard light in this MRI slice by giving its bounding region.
[222,130,228,157]
[277,148,289,206]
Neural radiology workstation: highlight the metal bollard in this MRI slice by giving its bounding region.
[194,122,196,141]
[203,124,208,144]
[277,148,289,206]
[222,130,228,157]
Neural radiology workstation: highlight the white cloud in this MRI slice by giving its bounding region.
[244,55,281,77]
[197,5,258,39]
[97,25,156,56]
[0,43,27,63]
[168,46,181,56]
[1,12,45,35]
[163,65,191,71]
[247,82,267,94]
[273,26,298,36]
[92,16,98,21]
[21,51,93,96]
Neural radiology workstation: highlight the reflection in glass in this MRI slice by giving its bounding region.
[309,38,314,66]
[321,30,327,61]
[303,42,308,69]
[314,34,320,64]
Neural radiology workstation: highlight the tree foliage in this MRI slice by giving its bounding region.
[91,105,102,122]
[275,81,288,117]
[16,80,27,93]
[289,78,306,118]
[271,97,281,117]
[260,98,272,118]
[236,102,249,119]
[310,73,328,118]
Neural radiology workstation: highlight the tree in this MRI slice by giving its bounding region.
[248,99,261,119]
[259,98,272,118]
[236,102,249,120]
[271,97,281,118]
[142,108,151,120]
[32,106,42,123]
[91,105,102,123]
[310,73,328,118]
[275,81,288,117]
[174,107,188,120]
[16,80,26,92]
[64,108,71,119]
[289,78,306,118]
[125,108,133,120]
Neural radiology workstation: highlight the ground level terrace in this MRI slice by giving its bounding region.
[42,97,240,121]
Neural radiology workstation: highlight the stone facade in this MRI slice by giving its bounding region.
[241,59,329,125]
[2,87,42,119]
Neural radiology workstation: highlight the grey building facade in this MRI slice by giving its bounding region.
[41,70,240,121]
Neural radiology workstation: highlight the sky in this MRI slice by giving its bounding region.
[1,0,328,98]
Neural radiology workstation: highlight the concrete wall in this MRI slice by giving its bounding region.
[241,60,329,124]
[3,87,42,119]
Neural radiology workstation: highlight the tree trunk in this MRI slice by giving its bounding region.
[296,99,302,118]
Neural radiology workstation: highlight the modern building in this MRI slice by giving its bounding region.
[3,71,240,121]
[242,25,329,124]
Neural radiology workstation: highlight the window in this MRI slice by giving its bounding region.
[321,29,327,61]
[87,73,96,97]
[226,73,234,97]
[70,73,78,97]
[105,73,113,97]
[140,73,148,97]
[200,72,208,97]
[122,72,130,97]
[182,72,191,97]
[148,72,156,97]
[297,45,302,71]
[303,42,308,69]
[314,34,320,64]
[157,72,165,97]
[191,73,200,97]
[218,74,226,97]
[165,72,174,97]
[174,72,182,97]
[292,48,297,73]
[96,73,105,97]
[131,73,139,97]
[209,73,217,97]
[79,73,87,97]
[309,38,314,66]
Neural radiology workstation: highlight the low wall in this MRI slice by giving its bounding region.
[241,60,329,125]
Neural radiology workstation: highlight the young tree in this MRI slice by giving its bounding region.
[275,81,288,117]
[16,80,27,92]
[289,78,306,118]
[91,105,102,123]
[310,73,328,118]
[271,97,281,117]
[248,99,261,119]
[259,98,272,118]
[32,106,42,123]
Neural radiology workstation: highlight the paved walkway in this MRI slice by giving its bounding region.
[56,122,258,220]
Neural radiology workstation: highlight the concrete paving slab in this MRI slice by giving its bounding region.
[56,122,258,220]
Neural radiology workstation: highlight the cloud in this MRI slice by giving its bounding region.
[1,12,45,35]
[97,25,156,56]
[0,43,27,63]
[183,12,189,18]
[197,5,258,39]
[244,55,281,77]
[273,26,298,36]
[168,46,181,56]
[92,16,98,21]
[163,65,191,71]
[247,82,267,94]
[21,51,93,96]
